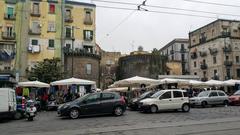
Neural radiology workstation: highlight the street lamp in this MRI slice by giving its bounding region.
[71,26,80,77]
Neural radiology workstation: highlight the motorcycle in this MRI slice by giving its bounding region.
[25,100,37,121]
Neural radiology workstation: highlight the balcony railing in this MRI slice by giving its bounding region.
[201,77,208,82]
[1,32,16,40]
[180,49,187,53]
[209,48,218,55]
[65,16,73,23]
[221,31,231,37]
[63,47,101,59]
[200,63,208,70]
[30,11,41,17]
[4,13,16,20]
[5,0,17,4]
[28,29,41,35]
[223,46,232,53]
[199,37,207,44]
[190,52,197,59]
[224,61,233,66]
[199,51,207,57]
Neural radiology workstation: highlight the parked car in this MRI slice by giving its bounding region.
[229,90,240,105]
[14,96,26,120]
[0,88,16,119]
[139,89,190,113]
[190,90,229,107]
[128,91,156,110]
[57,92,126,119]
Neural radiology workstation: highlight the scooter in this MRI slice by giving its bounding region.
[25,100,37,121]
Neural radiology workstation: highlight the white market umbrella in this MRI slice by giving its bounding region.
[105,87,139,92]
[159,78,189,84]
[112,76,158,87]
[51,77,96,86]
[205,79,224,86]
[18,81,50,88]
[223,79,240,86]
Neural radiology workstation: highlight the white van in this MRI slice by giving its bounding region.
[0,88,16,119]
[139,89,190,113]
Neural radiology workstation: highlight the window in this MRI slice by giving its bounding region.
[218,92,226,96]
[194,61,197,67]
[237,69,240,78]
[49,4,55,14]
[65,27,72,38]
[181,44,184,50]
[86,64,92,75]
[194,72,197,75]
[66,44,71,49]
[226,56,229,61]
[32,21,40,33]
[6,26,13,36]
[160,91,171,99]
[33,3,40,14]
[102,93,115,100]
[84,11,92,25]
[209,92,218,97]
[83,30,93,41]
[236,56,239,63]
[31,39,38,45]
[85,93,100,103]
[203,71,206,76]
[48,21,55,32]
[65,9,71,17]
[173,91,183,98]
[7,7,14,17]
[181,54,185,61]
[214,70,217,75]
[213,56,217,64]
[48,39,54,48]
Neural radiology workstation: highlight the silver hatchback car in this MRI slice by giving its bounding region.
[190,90,229,107]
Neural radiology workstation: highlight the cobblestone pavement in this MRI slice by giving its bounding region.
[1,106,240,135]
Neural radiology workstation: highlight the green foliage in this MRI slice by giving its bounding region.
[27,58,64,83]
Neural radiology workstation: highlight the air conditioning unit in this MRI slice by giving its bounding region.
[28,45,33,52]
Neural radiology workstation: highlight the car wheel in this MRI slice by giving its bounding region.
[182,104,190,112]
[14,112,22,120]
[150,105,158,113]
[223,100,229,106]
[114,106,123,116]
[69,108,79,119]
[201,101,207,108]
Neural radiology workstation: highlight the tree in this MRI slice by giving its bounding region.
[27,58,64,83]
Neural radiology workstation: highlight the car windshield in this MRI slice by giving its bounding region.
[197,91,210,97]
[151,91,165,98]
[234,90,240,95]
[139,91,151,98]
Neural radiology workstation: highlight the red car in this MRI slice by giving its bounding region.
[229,90,240,105]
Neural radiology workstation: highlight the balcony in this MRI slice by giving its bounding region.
[29,29,41,35]
[30,11,41,17]
[190,52,197,59]
[199,37,207,44]
[201,77,208,82]
[223,46,232,53]
[200,63,208,70]
[221,31,231,37]
[224,61,233,66]
[199,51,207,57]
[209,48,218,55]
[1,32,16,40]
[63,47,101,59]
[5,0,17,4]
[28,45,41,53]
[65,16,73,23]
[180,48,187,53]
[4,13,16,20]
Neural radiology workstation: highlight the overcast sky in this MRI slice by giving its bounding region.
[73,0,240,54]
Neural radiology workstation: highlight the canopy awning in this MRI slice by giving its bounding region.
[18,81,50,88]
[111,76,158,87]
[50,77,96,86]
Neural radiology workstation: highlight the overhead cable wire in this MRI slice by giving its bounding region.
[184,0,240,8]
[93,0,240,17]
[97,5,217,19]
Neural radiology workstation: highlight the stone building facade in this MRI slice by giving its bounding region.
[100,51,121,89]
[64,52,100,87]
[117,50,167,80]
[189,19,240,81]
[159,38,189,75]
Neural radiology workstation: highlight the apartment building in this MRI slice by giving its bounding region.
[0,0,97,81]
[189,19,240,81]
[159,38,190,75]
